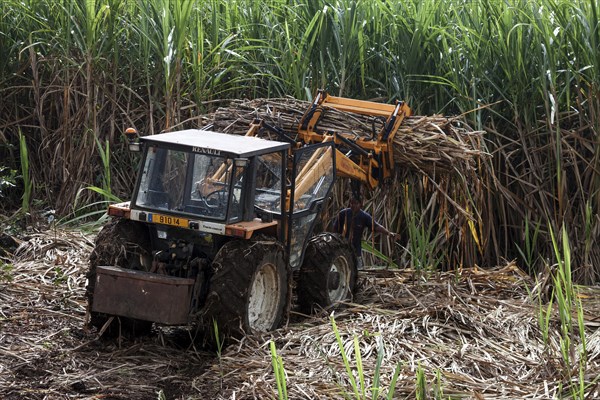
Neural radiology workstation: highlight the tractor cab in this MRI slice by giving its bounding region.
[109,127,337,269]
[108,130,291,241]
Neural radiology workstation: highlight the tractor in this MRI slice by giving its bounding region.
[86,91,411,338]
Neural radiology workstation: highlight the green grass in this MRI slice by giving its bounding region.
[269,340,288,400]
[548,223,590,398]
[0,261,14,283]
[415,363,426,400]
[58,186,121,229]
[515,215,542,272]
[330,316,402,399]
[18,131,32,214]
[94,136,112,198]
[265,318,406,399]
[404,210,444,273]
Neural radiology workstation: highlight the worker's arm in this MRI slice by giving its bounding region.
[374,224,399,240]
[331,209,346,234]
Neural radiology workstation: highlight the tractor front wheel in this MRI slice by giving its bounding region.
[204,239,289,339]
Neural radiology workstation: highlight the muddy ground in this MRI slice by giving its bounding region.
[1,228,599,399]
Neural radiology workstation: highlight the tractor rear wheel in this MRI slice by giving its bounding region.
[297,232,358,313]
[204,239,289,339]
[86,218,153,336]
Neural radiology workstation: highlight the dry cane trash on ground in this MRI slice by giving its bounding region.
[0,228,599,399]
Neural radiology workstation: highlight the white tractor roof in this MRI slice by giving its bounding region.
[141,129,290,157]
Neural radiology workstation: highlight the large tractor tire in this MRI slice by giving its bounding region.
[203,239,289,339]
[86,218,153,337]
[297,232,358,313]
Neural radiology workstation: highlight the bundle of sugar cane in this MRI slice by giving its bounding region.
[210,98,486,175]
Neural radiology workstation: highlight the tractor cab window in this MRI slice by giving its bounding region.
[134,147,242,221]
[292,145,334,212]
[254,152,284,213]
[288,144,335,269]
[190,153,241,220]
[135,147,188,211]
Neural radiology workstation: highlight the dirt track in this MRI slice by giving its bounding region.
[1,229,599,399]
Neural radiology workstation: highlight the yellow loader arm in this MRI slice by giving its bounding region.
[297,90,411,189]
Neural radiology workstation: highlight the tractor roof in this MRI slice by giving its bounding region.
[140,129,290,157]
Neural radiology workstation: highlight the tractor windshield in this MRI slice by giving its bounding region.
[134,146,243,221]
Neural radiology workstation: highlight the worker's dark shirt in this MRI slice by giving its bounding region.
[333,208,382,255]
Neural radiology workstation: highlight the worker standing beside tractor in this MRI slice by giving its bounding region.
[333,195,399,269]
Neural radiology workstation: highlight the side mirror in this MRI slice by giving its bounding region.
[125,127,140,152]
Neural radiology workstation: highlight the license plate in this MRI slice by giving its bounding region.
[148,213,188,228]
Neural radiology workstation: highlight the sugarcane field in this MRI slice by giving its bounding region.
[1,1,600,399]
